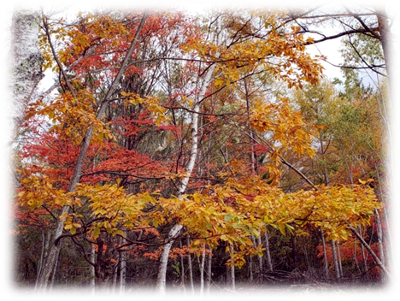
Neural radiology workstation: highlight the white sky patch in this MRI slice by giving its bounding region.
[0,0,400,150]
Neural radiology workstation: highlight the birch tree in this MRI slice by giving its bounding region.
[156,45,218,294]
[11,10,43,138]
[155,9,323,292]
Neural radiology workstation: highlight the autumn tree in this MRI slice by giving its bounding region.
[291,74,389,279]
[18,10,151,290]
[13,7,386,293]
[286,5,393,99]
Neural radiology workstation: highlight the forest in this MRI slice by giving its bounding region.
[10,4,392,295]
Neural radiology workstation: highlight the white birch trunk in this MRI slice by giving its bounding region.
[156,224,183,294]
[206,252,212,294]
[374,208,385,266]
[264,231,273,272]
[359,226,368,273]
[155,5,227,300]
[231,266,235,291]
[321,230,329,278]
[35,230,50,289]
[11,10,43,139]
[256,235,263,281]
[118,231,127,298]
[383,207,398,277]
[331,240,340,279]
[337,242,343,277]
[156,63,216,294]
[200,243,206,296]
[119,243,126,294]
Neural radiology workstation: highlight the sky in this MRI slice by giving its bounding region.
[0,0,400,141]
[0,0,400,174]
[0,0,399,88]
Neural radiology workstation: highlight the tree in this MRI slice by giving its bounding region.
[11,10,44,138]
[287,5,393,98]
[291,76,389,280]
[28,10,149,290]
[14,7,386,293]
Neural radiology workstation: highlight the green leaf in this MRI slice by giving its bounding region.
[224,214,235,222]
[93,226,100,239]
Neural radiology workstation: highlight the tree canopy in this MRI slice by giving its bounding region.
[11,5,391,294]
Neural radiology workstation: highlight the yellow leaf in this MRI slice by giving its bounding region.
[93,227,100,239]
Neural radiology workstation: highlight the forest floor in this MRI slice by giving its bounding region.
[260,290,393,300]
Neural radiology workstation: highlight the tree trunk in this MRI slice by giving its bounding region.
[187,236,194,294]
[250,235,256,280]
[200,243,206,295]
[206,252,212,294]
[358,225,368,274]
[119,253,126,294]
[291,235,297,269]
[249,254,253,283]
[376,10,393,96]
[112,264,118,292]
[179,239,185,291]
[374,208,385,266]
[331,240,340,279]
[11,10,44,139]
[156,224,183,294]
[353,238,362,274]
[231,266,235,291]
[383,206,398,277]
[91,244,96,293]
[49,250,60,296]
[257,235,263,282]
[375,84,400,206]
[225,246,236,291]
[321,230,329,279]
[156,62,217,294]
[336,242,343,278]
[35,12,148,291]
[264,231,273,272]
[348,223,390,278]
[226,265,231,287]
[94,237,116,290]
[36,216,66,289]
[302,237,311,272]
[35,230,50,289]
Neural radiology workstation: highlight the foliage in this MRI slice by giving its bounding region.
[13,8,387,288]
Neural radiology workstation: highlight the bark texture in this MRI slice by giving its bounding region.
[11,10,44,138]
[373,2,399,125]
